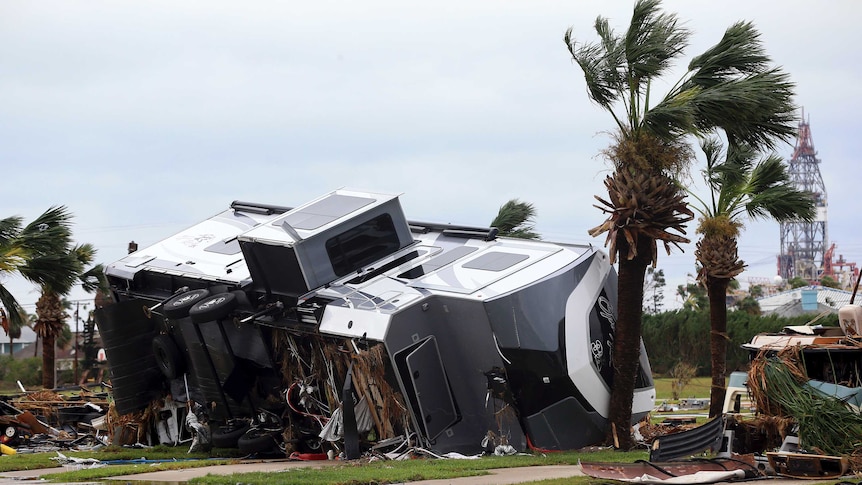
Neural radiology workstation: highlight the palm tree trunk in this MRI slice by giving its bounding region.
[42,333,55,390]
[607,238,651,449]
[707,276,730,417]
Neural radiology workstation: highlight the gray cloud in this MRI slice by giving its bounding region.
[2,0,860,310]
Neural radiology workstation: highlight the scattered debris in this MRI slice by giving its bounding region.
[580,456,760,483]
[50,451,105,469]
[610,303,862,483]
[767,451,850,479]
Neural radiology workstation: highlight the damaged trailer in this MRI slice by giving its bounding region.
[96,189,655,455]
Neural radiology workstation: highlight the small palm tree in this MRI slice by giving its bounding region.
[32,243,105,389]
[690,138,814,417]
[490,199,540,239]
[565,0,796,447]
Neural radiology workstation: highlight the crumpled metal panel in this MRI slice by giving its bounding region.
[649,416,726,462]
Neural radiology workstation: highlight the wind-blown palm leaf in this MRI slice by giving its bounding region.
[16,206,72,257]
[690,71,796,150]
[687,21,770,86]
[491,199,540,240]
[624,0,689,87]
[0,217,23,251]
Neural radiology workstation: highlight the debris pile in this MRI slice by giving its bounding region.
[0,386,111,453]
[747,346,862,457]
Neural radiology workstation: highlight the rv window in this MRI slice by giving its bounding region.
[280,194,376,231]
[462,252,528,272]
[326,214,401,276]
[397,246,477,279]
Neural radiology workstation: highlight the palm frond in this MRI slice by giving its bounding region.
[642,89,699,140]
[625,0,690,88]
[71,243,97,267]
[688,21,770,87]
[19,253,80,294]
[0,216,23,247]
[491,199,540,240]
[744,186,817,222]
[0,285,26,330]
[17,206,73,257]
[79,264,108,294]
[691,70,797,151]
[565,28,625,113]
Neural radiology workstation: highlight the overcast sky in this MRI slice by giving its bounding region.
[2,0,860,314]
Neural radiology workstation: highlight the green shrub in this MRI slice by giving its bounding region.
[0,356,42,390]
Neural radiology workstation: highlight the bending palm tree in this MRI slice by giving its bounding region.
[31,243,105,389]
[0,207,73,332]
[691,139,814,417]
[565,0,795,448]
[491,199,540,240]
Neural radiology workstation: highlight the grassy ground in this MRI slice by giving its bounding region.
[8,448,649,484]
[653,376,712,401]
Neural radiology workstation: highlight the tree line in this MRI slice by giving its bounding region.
[641,309,838,377]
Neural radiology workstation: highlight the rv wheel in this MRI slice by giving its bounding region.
[189,293,238,323]
[237,428,280,454]
[212,420,251,448]
[163,289,210,319]
[152,335,184,379]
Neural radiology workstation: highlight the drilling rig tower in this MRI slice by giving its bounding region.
[777,114,827,282]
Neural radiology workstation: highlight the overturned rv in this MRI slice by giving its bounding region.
[97,189,654,455]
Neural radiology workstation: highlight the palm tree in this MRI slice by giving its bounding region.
[564,0,796,448]
[0,207,74,332]
[690,139,814,417]
[490,199,540,239]
[32,243,105,389]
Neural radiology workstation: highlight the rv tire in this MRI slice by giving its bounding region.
[163,289,210,319]
[212,420,251,448]
[152,335,184,380]
[189,292,238,323]
[238,428,280,454]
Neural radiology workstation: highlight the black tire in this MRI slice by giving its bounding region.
[163,289,211,319]
[189,292,237,323]
[238,428,280,454]
[212,420,251,448]
[152,334,184,379]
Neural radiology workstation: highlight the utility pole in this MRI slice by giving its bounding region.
[74,301,79,384]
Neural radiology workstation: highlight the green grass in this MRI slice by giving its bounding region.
[42,458,237,482]
[653,377,712,401]
[187,450,648,485]
[18,448,647,485]
[0,445,243,472]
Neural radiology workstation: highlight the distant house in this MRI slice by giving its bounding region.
[757,286,856,317]
[0,326,37,356]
